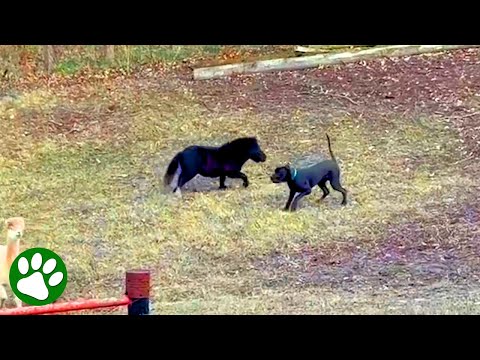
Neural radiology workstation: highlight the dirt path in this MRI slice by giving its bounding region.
[177,48,480,155]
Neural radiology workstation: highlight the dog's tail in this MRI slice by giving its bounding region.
[163,153,181,187]
[326,133,336,162]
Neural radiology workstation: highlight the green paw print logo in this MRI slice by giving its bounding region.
[10,248,68,306]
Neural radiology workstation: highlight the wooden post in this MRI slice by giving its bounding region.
[43,45,56,74]
[125,270,151,315]
[103,45,115,62]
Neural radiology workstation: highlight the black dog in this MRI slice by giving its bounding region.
[164,137,267,195]
[270,134,347,211]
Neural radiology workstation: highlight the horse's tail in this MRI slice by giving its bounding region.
[163,153,181,187]
[326,133,336,162]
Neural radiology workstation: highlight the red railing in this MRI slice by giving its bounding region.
[0,270,151,315]
[0,296,131,315]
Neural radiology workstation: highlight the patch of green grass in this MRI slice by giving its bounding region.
[122,45,222,64]
[55,59,85,76]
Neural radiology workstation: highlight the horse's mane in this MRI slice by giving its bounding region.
[218,137,258,153]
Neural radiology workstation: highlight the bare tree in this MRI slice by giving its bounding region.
[103,46,115,62]
[43,45,56,74]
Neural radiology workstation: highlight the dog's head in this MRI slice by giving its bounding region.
[5,217,25,241]
[270,165,292,183]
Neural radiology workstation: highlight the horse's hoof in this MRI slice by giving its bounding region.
[174,189,182,198]
[219,186,228,190]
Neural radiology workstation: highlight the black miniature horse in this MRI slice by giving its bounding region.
[163,137,267,195]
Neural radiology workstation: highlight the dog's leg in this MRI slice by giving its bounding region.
[318,180,330,200]
[284,189,296,211]
[330,177,347,205]
[13,294,22,308]
[0,285,7,308]
[219,175,227,190]
[290,189,312,211]
[226,171,249,188]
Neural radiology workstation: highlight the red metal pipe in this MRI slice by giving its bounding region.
[0,295,131,315]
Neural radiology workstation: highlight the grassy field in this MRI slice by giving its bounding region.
[1,46,479,314]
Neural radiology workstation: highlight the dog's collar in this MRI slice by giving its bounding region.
[290,168,297,181]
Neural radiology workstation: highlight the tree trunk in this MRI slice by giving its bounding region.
[43,45,55,74]
[295,45,372,54]
[194,45,479,81]
[103,45,115,62]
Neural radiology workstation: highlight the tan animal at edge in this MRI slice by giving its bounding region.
[0,217,25,308]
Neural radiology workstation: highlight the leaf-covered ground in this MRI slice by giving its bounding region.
[1,47,479,314]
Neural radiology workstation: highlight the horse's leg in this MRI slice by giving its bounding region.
[226,171,249,188]
[219,175,227,190]
[174,169,197,196]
